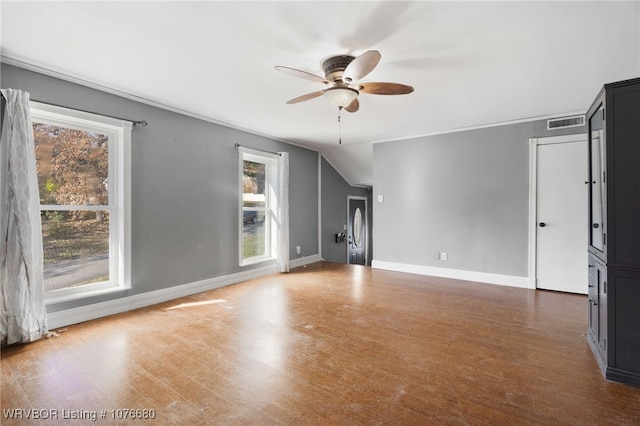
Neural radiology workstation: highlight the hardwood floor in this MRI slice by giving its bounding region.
[2,262,639,425]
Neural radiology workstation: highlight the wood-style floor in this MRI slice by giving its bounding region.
[2,262,639,425]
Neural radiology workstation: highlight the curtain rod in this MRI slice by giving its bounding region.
[234,143,282,157]
[31,98,148,127]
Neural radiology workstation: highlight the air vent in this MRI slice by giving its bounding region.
[547,115,585,130]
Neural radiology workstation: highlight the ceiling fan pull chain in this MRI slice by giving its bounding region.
[338,106,342,144]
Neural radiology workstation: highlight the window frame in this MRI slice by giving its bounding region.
[30,102,132,303]
[239,148,278,266]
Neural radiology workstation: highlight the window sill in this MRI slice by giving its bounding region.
[240,257,276,267]
[45,285,131,305]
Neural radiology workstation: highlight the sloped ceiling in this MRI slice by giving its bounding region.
[2,1,639,186]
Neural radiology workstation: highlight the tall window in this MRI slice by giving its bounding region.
[240,149,278,265]
[30,102,131,301]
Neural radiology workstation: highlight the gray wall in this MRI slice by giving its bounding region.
[321,157,371,264]
[2,63,320,312]
[373,123,533,277]
[372,117,587,278]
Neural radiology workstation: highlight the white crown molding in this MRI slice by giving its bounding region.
[371,111,588,145]
[1,55,317,154]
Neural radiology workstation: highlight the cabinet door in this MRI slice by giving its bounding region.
[588,103,606,259]
[597,263,607,354]
[587,261,598,341]
[588,256,607,356]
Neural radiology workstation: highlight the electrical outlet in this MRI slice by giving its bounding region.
[296,246,301,255]
[441,252,448,261]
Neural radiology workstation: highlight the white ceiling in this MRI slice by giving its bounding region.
[2,1,639,186]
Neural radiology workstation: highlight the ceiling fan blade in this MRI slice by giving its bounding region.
[359,82,414,95]
[275,66,329,84]
[343,50,381,83]
[286,90,325,104]
[344,98,360,113]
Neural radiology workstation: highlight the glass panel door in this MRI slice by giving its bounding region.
[589,105,605,252]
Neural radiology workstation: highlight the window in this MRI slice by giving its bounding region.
[239,149,278,265]
[30,102,131,302]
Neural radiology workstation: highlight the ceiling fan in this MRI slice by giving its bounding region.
[275,50,414,113]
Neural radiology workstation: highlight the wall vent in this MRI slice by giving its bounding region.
[547,115,586,130]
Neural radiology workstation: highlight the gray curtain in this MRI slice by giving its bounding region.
[0,88,48,345]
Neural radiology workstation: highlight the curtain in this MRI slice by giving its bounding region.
[276,152,290,272]
[0,88,48,345]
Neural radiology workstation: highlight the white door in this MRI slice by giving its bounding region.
[536,138,588,294]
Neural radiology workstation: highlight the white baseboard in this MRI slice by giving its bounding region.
[290,254,322,269]
[47,254,321,330]
[371,260,530,289]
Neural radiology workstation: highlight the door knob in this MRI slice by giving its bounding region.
[539,222,546,227]
[593,223,600,228]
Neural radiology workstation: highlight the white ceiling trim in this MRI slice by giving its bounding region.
[370,110,589,145]
[0,55,313,152]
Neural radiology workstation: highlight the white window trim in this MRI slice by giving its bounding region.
[238,147,278,266]
[30,102,132,303]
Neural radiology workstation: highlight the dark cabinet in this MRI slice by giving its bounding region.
[587,254,607,359]
[586,77,640,387]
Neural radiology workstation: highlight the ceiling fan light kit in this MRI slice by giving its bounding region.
[323,86,359,108]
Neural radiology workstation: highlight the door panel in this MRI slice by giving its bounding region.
[537,139,588,294]
[587,254,607,356]
[347,198,366,265]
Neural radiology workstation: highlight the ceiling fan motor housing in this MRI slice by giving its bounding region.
[322,55,355,82]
